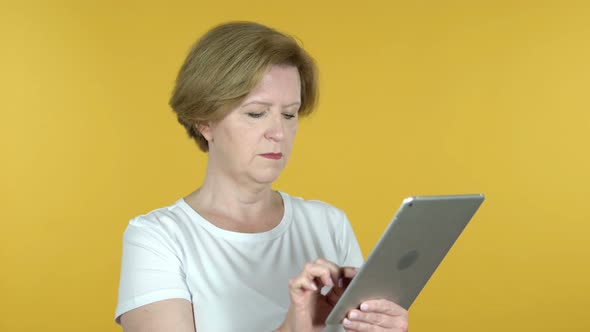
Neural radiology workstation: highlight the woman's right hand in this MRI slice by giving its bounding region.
[277,258,358,332]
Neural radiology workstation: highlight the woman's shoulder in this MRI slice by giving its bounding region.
[128,199,187,226]
[281,191,348,222]
[122,199,196,243]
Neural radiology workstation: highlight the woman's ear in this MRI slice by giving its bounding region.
[196,122,213,142]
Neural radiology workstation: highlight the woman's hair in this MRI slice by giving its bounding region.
[169,21,319,152]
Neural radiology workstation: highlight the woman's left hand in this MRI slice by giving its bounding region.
[342,299,409,332]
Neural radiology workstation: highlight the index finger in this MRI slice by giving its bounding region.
[340,266,359,279]
[312,258,341,286]
[360,299,408,316]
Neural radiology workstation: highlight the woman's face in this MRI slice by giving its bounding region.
[201,65,301,185]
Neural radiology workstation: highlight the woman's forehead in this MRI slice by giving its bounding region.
[240,66,302,106]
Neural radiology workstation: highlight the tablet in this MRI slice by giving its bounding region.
[326,194,485,325]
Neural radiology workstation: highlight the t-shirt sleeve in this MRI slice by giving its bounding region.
[114,217,192,324]
[338,212,364,268]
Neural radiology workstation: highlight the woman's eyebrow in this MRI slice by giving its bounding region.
[241,101,301,108]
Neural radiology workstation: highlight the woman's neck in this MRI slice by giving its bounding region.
[184,170,283,233]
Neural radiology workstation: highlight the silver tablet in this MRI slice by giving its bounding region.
[326,194,485,325]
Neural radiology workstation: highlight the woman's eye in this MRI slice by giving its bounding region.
[283,113,296,120]
[247,112,265,118]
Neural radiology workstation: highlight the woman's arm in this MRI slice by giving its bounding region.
[120,299,196,332]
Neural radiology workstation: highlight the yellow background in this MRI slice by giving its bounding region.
[1,1,589,331]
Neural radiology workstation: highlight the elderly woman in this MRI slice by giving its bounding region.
[115,22,409,332]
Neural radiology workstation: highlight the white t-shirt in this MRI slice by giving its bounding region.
[115,191,364,331]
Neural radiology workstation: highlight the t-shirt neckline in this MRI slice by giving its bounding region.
[176,191,293,242]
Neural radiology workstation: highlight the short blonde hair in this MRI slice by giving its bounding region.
[169,21,319,152]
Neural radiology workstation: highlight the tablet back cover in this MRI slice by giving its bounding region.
[326,194,484,325]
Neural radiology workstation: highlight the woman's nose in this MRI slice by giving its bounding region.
[264,113,285,142]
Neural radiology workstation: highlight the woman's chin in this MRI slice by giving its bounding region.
[250,168,284,185]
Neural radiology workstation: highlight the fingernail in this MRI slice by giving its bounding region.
[343,318,352,326]
[310,282,318,291]
[360,303,369,311]
[349,311,359,319]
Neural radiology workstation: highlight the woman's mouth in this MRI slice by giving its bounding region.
[260,153,283,160]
